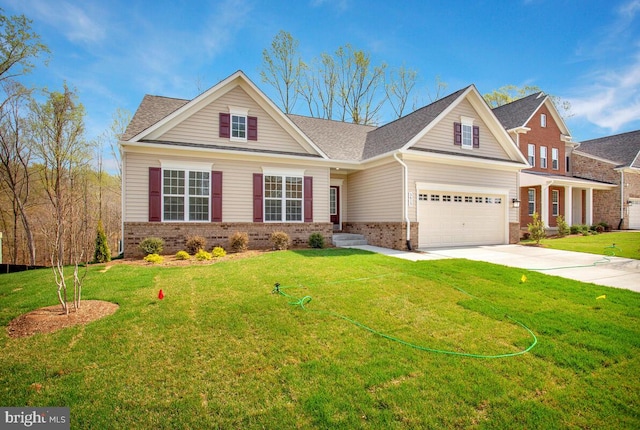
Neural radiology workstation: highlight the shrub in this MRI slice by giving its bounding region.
[175,250,191,260]
[93,219,111,263]
[271,231,290,250]
[308,232,325,248]
[144,253,164,264]
[594,224,605,233]
[195,249,213,261]
[570,225,581,235]
[212,246,227,258]
[229,232,249,253]
[139,237,164,256]
[521,232,531,241]
[556,215,570,238]
[527,212,546,245]
[598,221,611,232]
[185,235,206,255]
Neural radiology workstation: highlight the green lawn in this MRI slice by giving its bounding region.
[537,231,640,260]
[1,249,639,429]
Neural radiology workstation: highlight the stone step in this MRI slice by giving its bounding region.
[332,233,368,247]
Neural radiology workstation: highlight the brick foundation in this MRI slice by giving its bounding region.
[509,222,520,244]
[343,222,418,250]
[124,222,332,257]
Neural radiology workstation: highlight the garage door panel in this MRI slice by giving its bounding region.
[629,198,640,230]
[418,192,505,248]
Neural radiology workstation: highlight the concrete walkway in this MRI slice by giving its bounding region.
[346,244,640,293]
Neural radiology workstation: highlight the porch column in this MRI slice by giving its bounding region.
[565,186,573,226]
[541,184,550,228]
[585,188,593,226]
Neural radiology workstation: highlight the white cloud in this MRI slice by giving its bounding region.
[16,0,107,44]
[568,54,640,132]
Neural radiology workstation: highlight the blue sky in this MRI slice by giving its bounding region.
[2,0,640,169]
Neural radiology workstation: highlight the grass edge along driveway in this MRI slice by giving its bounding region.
[1,248,639,429]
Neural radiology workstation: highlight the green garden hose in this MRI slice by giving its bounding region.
[272,281,538,359]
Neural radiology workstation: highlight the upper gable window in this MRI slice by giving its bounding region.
[232,114,246,140]
[219,108,258,141]
[454,117,479,149]
[541,113,547,128]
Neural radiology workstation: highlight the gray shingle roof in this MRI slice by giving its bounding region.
[123,85,473,162]
[286,114,375,161]
[362,87,469,159]
[576,130,640,169]
[122,95,188,140]
[492,92,546,130]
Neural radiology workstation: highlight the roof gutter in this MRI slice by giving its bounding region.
[393,152,412,250]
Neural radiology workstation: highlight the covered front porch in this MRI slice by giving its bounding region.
[519,172,617,229]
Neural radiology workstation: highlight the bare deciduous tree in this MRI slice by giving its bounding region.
[0,80,36,264]
[30,84,91,313]
[260,30,305,114]
[385,65,418,119]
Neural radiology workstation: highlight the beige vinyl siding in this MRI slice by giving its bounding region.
[158,87,314,155]
[346,161,403,222]
[123,150,329,222]
[411,99,510,160]
[406,160,519,223]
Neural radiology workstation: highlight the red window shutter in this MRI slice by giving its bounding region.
[211,171,222,222]
[149,167,162,222]
[248,116,258,141]
[304,176,313,223]
[454,122,462,146]
[473,125,480,148]
[253,173,263,222]
[219,113,230,138]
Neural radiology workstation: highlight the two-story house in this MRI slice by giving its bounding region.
[492,93,616,231]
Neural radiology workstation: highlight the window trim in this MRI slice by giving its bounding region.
[229,107,249,142]
[540,146,547,169]
[161,168,211,222]
[552,148,559,170]
[528,188,536,216]
[528,144,536,167]
[263,173,305,223]
[551,190,559,217]
[460,116,474,149]
[541,113,547,128]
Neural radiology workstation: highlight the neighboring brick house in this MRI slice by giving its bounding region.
[493,93,616,230]
[120,71,528,256]
[572,130,640,230]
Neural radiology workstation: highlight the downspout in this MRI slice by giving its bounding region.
[393,152,412,250]
[618,170,624,230]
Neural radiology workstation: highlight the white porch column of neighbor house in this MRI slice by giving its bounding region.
[541,184,550,227]
[0,231,3,264]
[586,188,594,226]
[565,186,573,226]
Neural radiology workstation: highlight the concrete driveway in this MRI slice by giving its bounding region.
[347,244,640,293]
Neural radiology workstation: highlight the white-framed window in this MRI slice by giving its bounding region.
[541,113,547,127]
[528,188,536,216]
[552,148,559,170]
[540,146,547,169]
[231,115,246,139]
[163,169,210,221]
[528,144,535,167]
[461,116,474,148]
[229,107,249,142]
[551,190,559,216]
[264,175,303,222]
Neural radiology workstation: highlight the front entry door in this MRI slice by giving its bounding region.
[330,186,340,228]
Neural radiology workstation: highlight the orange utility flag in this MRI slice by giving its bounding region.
[158,289,164,300]
[596,295,606,300]
[520,274,527,283]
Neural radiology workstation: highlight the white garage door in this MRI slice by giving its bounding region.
[629,198,640,230]
[418,191,506,248]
